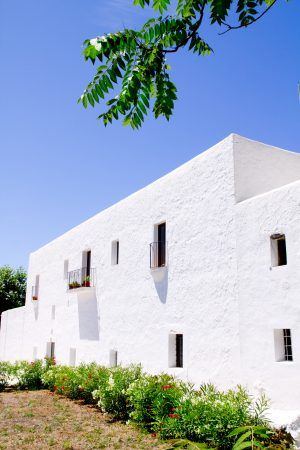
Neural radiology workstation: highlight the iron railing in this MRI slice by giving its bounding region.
[31,285,38,301]
[67,267,96,290]
[150,241,167,269]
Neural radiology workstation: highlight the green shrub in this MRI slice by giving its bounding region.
[157,384,269,448]
[42,363,110,403]
[75,364,110,403]
[41,365,72,393]
[93,365,142,420]
[128,373,190,431]
[0,362,13,391]
[11,360,46,390]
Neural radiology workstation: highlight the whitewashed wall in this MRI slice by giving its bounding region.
[236,179,300,409]
[1,134,300,411]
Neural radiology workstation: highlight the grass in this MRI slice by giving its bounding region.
[0,390,169,450]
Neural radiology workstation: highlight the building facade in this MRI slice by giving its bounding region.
[1,134,300,411]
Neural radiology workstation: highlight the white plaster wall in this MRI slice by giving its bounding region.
[233,135,300,203]
[236,179,300,409]
[0,307,26,362]
[0,134,241,390]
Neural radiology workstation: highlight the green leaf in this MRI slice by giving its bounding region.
[229,426,251,437]
[232,442,251,450]
[95,84,105,99]
[232,431,251,448]
[91,89,99,102]
[87,93,95,107]
[82,95,88,109]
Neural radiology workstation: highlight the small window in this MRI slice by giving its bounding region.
[33,346,38,361]
[51,305,56,321]
[168,333,183,368]
[270,234,287,267]
[32,275,40,300]
[46,341,55,359]
[82,250,91,277]
[111,240,119,265]
[64,260,69,279]
[151,222,167,268]
[109,349,118,367]
[274,329,293,362]
[69,348,76,366]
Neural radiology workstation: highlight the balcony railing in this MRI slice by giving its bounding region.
[150,241,167,269]
[67,267,96,290]
[31,285,38,301]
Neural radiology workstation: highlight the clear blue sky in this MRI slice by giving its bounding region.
[0,0,299,269]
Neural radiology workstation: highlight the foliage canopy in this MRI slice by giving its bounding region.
[79,0,280,129]
[0,266,26,320]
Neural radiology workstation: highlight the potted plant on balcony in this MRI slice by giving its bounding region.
[82,276,91,287]
[68,281,81,290]
[32,295,38,301]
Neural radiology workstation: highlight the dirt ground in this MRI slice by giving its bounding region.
[0,390,169,450]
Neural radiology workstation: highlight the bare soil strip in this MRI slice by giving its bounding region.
[0,390,168,450]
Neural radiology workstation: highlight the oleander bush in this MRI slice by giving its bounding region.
[155,384,266,449]
[0,360,295,448]
[92,365,142,420]
[42,363,110,403]
[10,360,47,390]
[128,373,190,430]
[0,361,13,391]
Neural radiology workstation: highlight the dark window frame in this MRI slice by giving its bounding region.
[283,329,293,361]
[175,334,183,368]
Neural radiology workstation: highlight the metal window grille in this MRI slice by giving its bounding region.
[283,329,293,361]
[67,267,96,290]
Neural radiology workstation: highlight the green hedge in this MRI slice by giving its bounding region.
[0,359,294,449]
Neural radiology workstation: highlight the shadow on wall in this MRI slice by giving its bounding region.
[151,268,168,304]
[77,291,100,340]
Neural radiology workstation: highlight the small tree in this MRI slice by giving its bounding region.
[0,266,27,324]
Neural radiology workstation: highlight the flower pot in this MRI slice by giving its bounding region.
[32,296,38,301]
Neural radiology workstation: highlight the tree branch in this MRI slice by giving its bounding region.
[163,2,207,53]
[219,0,277,35]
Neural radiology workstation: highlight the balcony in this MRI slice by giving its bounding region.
[150,241,167,269]
[67,267,96,291]
[31,286,38,301]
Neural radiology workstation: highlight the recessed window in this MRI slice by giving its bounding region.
[168,333,183,368]
[150,222,167,268]
[111,241,119,265]
[46,342,55,359]
[82,250,91,277]
[32,275,39,301]
[51,305,56,321]
[109,349,118,367]
[274,329,293,362]
[69,348,76,366]
[33,346,38,361]
[270,234,287,267]
[64,260,69,279]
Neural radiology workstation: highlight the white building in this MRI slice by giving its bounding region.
[1,134,300,411]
